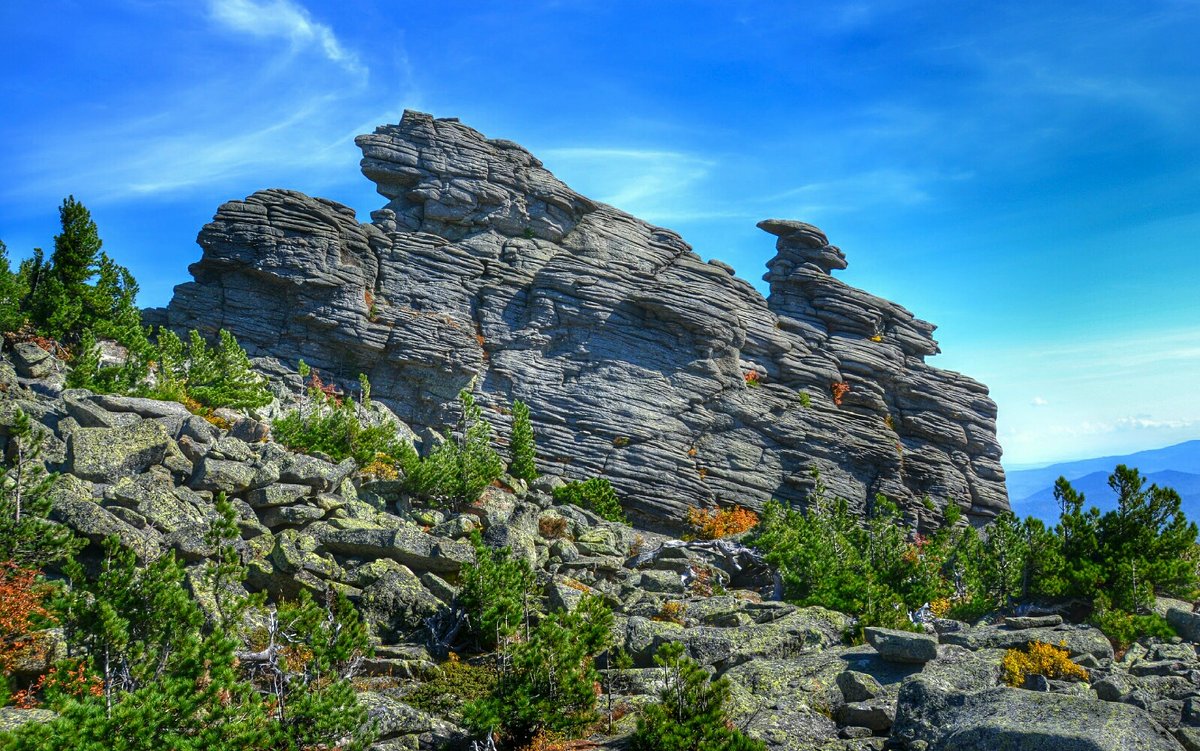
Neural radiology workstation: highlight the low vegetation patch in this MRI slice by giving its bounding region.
[553,477,626,523]
[685,505,758,540]
[1001,641,1089,687]
[630,641,764,751]
[750,465,1198,645]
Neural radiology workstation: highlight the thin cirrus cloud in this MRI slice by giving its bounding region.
[539,147,741,223]
[539,146,947,227]
[4,0,402,207]
[985,326,1200,465]
[208,0,367,79]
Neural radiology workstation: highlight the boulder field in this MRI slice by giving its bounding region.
[4,353,1200,750]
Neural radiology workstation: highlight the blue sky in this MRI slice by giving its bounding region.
[2,0,1198,467]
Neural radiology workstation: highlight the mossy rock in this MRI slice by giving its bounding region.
[65,421,174,482]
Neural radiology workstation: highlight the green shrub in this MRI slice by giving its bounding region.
[508,399,538,482]
[404,654,497,722]
[554,477,626,523]
[68,327,270,413]
[273,366,409,468]
[4,503,375,749]
[1057,466,1198,610]
[0,240,29,334]
[457,531,536,650]
[400,389,504,510]
[749,486,939,633]
[630,641,764,751]
[160,329,272,411]
[464,595,613,745]
[1088,592,1176,651]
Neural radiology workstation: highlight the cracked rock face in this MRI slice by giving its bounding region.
[163,110,1007,530]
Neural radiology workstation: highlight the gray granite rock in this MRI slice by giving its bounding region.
[893,675,1185,751]
[163,110,1008,530]
[12,342,56,378]
[940,623,1114,661]
[866,627,939,664]
[65,421,175,481]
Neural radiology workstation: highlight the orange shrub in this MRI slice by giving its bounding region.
[0,563,52,676]
[831,381,850,406]
[685,505,759,540]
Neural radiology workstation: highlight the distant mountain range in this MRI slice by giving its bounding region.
[1007,440,1200,523]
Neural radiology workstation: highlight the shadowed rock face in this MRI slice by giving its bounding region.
[164,110,1007,531]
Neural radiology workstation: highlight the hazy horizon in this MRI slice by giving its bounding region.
[3,1,1198,467]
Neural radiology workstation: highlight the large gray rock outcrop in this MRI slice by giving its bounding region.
[163,110,1007,529]
[892,675,1185,750]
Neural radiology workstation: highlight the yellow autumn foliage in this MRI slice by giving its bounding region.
[1001,640,1089,687]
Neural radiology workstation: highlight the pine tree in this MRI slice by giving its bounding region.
[0,240,29,333]
[457,531,536,650]
[630,641,764,751]
[1097,465,1197,611]
[29,196,100,340]
[980,511,1027,608]
[400,389,504,509]
[185,329,272,410]
[464,595,613,745]
[508,399,537,482]
[0,409,78,568]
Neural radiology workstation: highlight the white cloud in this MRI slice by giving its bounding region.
[540,147,730,223]
[1031,396,1048,407]
[209,0,366,78]
[2,1,413,206]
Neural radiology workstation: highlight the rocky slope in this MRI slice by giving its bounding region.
[4,349,1200,751]
[155,111,1007,530]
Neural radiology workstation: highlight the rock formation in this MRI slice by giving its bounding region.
[160,110,1007,529]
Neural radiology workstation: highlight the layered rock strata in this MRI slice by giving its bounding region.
[161,111,1007,528]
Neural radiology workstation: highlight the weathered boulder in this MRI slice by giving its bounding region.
[359,568,445,642]
[839,670,886,702]
[622,606,851,667]
[724,654,844,751]
[0,707,56,733]
[163,110,1008,530]
[358,692,463,751]
[866,627,939,664]
[1158,599,1200,643]
[892,675,1185,750]
[307,520,474,573]
[65,421,175,481]
[11,342,56,379]
[1006,614,1064,629]
[49,475,161,560]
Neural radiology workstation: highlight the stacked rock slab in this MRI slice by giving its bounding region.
[163,110,1007,530]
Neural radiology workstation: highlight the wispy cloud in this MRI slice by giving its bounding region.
[2,0,411,207]
[1031,396,1048,407]
[209,0,366,79]
[540,147,733,222]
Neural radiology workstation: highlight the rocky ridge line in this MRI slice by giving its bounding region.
[158,110,1007,529]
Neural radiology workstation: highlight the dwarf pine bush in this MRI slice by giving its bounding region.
[508,399,538,482]
[400,389,504,510]
[553,477,626,523]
